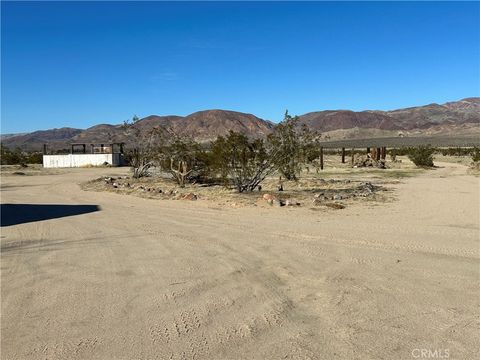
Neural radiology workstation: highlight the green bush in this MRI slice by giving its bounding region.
[1,145,25,165]
[266,110,320,180]
[439,147,472,157]
[472,147,480,162]
[0,145,44,165]
[210,131,271,192]
[407,145,435,167]
[25,152,43,164]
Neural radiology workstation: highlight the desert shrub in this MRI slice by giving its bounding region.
[122,115,165,178]
[407,145,435,167]
[210,132,273,192]
[208,117,320,192]
[157,137,208,187]
[389,148,398,161]
[0,144,43,165]
[267,110,321,180]
[388,147,410,156]
[472,147,480,162]
[25,152,43,164]
[0,145,30,165]
[438,147,472,157]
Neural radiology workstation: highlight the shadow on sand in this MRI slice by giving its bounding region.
[1,203,100,227]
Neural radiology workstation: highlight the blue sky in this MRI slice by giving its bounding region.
[1,1,479,133]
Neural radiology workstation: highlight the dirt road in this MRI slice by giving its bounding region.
[1,163,478,359]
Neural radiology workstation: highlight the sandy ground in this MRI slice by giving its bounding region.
[1,162,479,360]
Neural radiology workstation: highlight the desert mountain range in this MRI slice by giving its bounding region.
[2,98,479,151]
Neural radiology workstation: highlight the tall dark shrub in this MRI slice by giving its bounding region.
[408,145,435,167]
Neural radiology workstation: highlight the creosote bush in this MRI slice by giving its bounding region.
[122,115,163,178]
[157,137,209,187]
[0,144,43,165]
[471,147,480,163]
[407,145,435,167]
[210,132,272,192]
[267,110,320,180]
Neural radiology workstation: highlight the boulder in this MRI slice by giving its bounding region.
[285,199,300,206]
[358,182,376,193]
[271,199,284,207]
[262,193,276,201]
[181,193,197,201]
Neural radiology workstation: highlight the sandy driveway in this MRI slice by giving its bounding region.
[1,163,479,359]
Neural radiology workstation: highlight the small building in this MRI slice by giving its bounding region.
[42,143,125,168]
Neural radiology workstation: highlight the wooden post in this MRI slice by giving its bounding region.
[376,147,381,161]
[320,147,324,170]
[381,147,387,160]
[341,147,346,163]
[351,148,355,167]
[43,144,47,155]
[367,147,370,155]
[71,144,74,154]
[82,144,86,154]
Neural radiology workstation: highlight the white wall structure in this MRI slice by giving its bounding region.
[43,153,123,168]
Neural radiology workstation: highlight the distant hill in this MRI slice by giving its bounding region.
[298,110,401,132]
[2,98,479,151]
[1,128,83,151]
[298,98,480,140]
[132,110,274,142]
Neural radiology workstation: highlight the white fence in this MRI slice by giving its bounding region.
[43,153,123,168]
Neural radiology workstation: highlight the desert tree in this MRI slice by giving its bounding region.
[267,110,321,180]
[122,115,165,178]
[210,131,274,192]
[208,111,321,192]
[157,135,207,187]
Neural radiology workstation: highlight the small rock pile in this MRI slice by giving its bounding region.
[353,155,387,169]
[102,177,199,200]
[104,177,160,193]
[356,181,377,196]
[312,181,380,207]
[262,194,300,207]
[180,192,197,201]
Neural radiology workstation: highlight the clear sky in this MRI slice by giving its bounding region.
[1,1,479,133]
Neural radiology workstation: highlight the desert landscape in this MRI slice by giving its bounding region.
[2,98,480,152]
[1,154,479,359]
[2,1,479,359]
